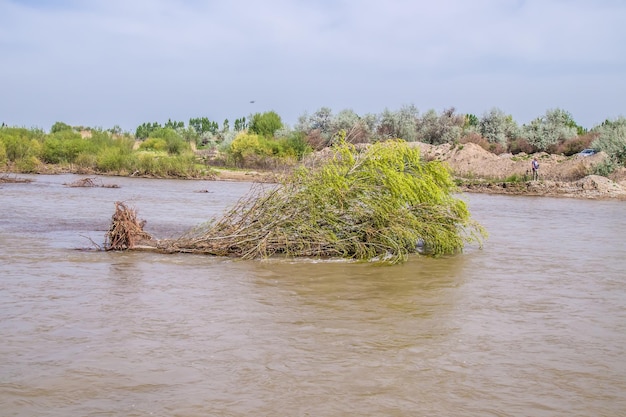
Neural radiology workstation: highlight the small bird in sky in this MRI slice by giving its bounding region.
[250,100,255,104]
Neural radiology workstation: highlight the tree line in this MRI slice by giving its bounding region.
[1,106,625,176]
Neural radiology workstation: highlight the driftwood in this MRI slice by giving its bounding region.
[65,177,119,188]
[104,202,153,250]
[0,174,32,184]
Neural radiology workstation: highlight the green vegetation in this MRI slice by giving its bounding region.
[2,106,625,178]
[161,139,486,264]
[249,111,283,137]
[0,124,204,178]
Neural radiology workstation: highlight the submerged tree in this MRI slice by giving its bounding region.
[153,139,486,264]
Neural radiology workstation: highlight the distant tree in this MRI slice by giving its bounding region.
[189,117,219,135]
[330,109,372,143]
[147,127,188,155]
[164,119,184,130]
[416,107,464,145]
[377,105,419,142]
[464,114,479,129]
[50,121,73,134]
[135,122,162,140]
[234,117,247,131]
[478,108,519,147]
[109,125,123,135]
[223,119,230,132]
[521,108,578,151]
[249,111,283,137]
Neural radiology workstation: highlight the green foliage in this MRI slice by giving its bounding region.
[50,121,73,133]
[591,116,626,165]
[135,122,162,139]
[14,156,40,173]
[139,138,168,152]
[189,117,219,135]
[416,108,464,145]
[164,119,184,130]
[521,108,579,151]
[147,128,188,155]
[228,133,272,166]
[173,140,486,264]
[227,131,312,168]
[591,158,618,176]
[41,130,85,164]
[503,173,525,183]
[0,140,6,165]
[465,114,479,128]
[0,128,39,161]
[249,111,283,137]
[278,131,312,160]
[377,105,419,141]
[74,152,98,169]
[233,117,247,131]
[478,108,519,146]
[96,147,133,173]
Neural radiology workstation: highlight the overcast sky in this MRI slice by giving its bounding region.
[1,0,624,132]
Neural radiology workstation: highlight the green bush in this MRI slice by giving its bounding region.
[96,147,134,173]
[249,111,283,137]
[74,152,98,170]
[592,117,626,165]
[14,156,40,173]
[148,127,188,155]
[277,132,312,160]
[0,140,7,165]
[139,138,168,152]
[1,131,34,161]
[227,132,312,168]
[591,158,618,176]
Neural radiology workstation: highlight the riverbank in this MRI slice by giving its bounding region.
[411,142,626,200]
[3,142,626,200]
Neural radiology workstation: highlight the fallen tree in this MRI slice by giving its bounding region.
[106,139,486,264]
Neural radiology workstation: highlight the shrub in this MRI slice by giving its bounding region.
[41,132,87,164]
[478,108,519,147]
[521,108,579,151]
[249,111,283,137]
[278,132,312,160]
[1,131,33,161]
[508,137,535,154]
[50,121,73,133]
[74,152,98,170]
[0,140,6,165]
[14,156,41,173]
[552,133,597,155]
[591,117,626,165]
[460,132,490,150]
[139,138,168,152]
[96,147,133,173]
[591,158,618,176]
[228,133,272,167]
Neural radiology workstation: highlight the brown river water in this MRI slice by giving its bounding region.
[1,174,625,416]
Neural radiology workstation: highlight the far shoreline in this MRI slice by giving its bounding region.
[3,166,626,201]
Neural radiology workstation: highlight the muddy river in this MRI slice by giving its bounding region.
[1,174,625,416]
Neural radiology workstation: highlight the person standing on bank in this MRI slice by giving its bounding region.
[531,157,539,181]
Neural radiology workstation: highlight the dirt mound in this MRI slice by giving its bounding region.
[411,142,626,200]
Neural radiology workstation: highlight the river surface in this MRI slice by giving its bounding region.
[1,174,625,417]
